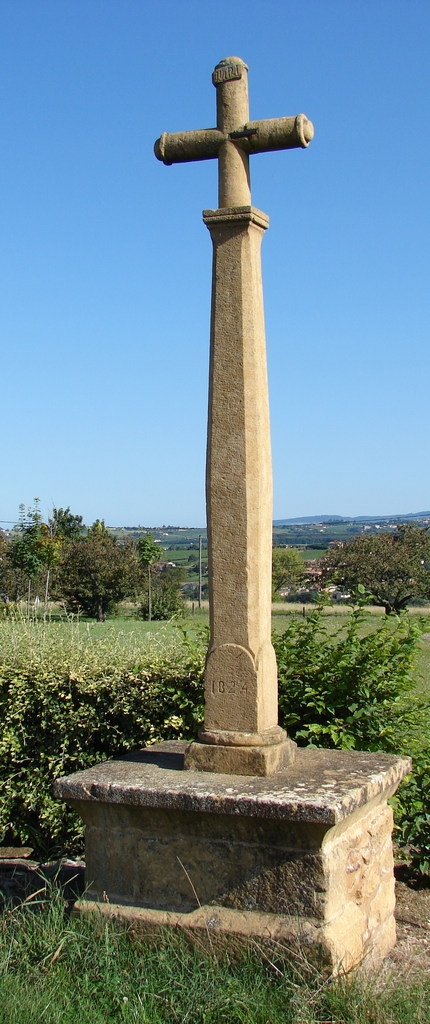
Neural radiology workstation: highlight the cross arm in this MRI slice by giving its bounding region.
[235,114,314,153]
[154,114,314,166]
[154,129,224,165]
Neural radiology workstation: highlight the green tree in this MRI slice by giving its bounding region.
[42,507,85,612]
[320,524,430,614]
[8,501,47,611]
[57,523,137,620]
[137,533,161,621]
[47,506,84,539]
[38,527,64,615]
[272,546,304,597]
[0,533,17,604]
[139,565,185,620]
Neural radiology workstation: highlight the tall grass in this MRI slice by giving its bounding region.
[0,886,429,1024]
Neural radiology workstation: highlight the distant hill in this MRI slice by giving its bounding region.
[274,512,430,526]
[274,515,346,525]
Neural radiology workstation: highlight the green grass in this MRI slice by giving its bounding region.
[0,888,429,1024]
[3,603,429,701]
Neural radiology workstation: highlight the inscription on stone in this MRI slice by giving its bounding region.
[212,64,242,85]
[211,680,248,695]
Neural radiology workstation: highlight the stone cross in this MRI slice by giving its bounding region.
[155,57,314,775]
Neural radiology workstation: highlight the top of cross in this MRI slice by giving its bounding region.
[154,56,314,208]
[211,55,248,83]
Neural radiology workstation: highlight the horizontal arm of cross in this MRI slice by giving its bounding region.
[154,114,314,166]
[155,128,224,165]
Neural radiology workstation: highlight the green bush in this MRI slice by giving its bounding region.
[274,608,430,872]
[274,607,424,751]
[1,611,429,874]
[391,749,430,874]
[0,621,204,856]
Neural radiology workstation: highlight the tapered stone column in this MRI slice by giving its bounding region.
[184,204,295,774]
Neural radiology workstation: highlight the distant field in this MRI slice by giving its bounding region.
[160,546,206,566]
[110,518,430,556]
[297,547,325,560]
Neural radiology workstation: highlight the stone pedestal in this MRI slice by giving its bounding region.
[54,743,411,972]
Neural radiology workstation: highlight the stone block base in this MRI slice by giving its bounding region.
[54,742,411,973]
[74,896,396,973]
[183,736,297,775]
[74,899,331,966]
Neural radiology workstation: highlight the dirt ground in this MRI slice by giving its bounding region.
[387,865,430,975]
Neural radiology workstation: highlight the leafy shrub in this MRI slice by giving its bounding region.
[0,621,204,856]
[274,608,430,872]
[274,607,424,751]
[391,749,430,874]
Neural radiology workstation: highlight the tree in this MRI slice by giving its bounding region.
[43,507,84,612]
[320,525,430,614]
[137,533,161,622]
[47,506,84,539]
[138,565,186,620]
[57,523,137,620]
[0,533,17,604]
[0,503,86,610]
[272,546,304,597]
[8,500,47,611]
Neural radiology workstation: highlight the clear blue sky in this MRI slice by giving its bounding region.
[1,0,429,527]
